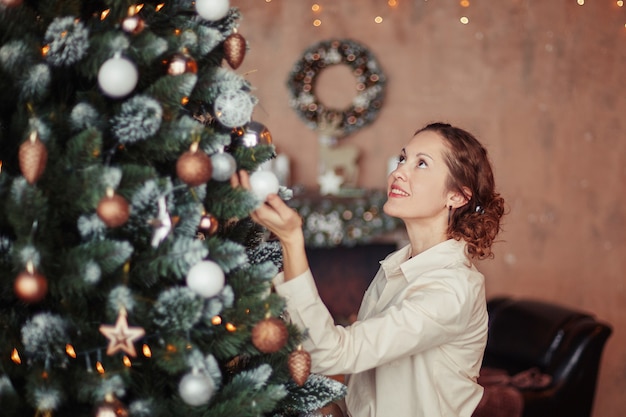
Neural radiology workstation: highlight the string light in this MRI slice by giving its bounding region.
[388,0,398,7]
[460,16,469,24]
[577,0,584,5]
[225,322,237,332]
[211,315,222,325]
[374,16,383,23]
[123,356,132,367]
[313,19,322,26]
[96,361,105,374]
[100,9,110,20]
[142,344,152,357]
[312,4,321,12]
[66,344,77,358]
[156,3,165,11]
[11,348,21,364]
[460,0,470,7]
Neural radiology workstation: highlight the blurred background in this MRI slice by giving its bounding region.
[234,1,625,415]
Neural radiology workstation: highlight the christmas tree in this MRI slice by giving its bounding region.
[0,0,346,416]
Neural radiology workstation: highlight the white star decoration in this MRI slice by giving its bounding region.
[318,170,344,195]
[99,312,145,357]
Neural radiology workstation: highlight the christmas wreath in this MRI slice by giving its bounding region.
[286,39,386,137]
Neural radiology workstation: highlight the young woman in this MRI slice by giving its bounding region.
[235,122,506,417]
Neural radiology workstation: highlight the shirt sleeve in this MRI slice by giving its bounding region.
[273,267,483,376]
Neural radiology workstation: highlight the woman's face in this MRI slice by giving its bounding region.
[383,130,453,224]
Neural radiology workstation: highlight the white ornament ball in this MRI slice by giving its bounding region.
[195,0,230,21]
[178,372,215,406]
[186,260,225,298]
[211,152,237,182]
[249,170,280,202]
[98,56,139,98]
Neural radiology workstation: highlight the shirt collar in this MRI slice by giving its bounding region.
[380,239,469,281]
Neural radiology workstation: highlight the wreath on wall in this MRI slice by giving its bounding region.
[286,39,386,138]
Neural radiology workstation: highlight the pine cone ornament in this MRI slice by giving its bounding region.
[176,143,213,186]
[18,132,48,184]
[288,346,311,386]
[251,316,288,353]
[224,32,246,69]
[97,188,130,228]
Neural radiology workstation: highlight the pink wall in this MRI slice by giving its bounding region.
[235,1,626,415]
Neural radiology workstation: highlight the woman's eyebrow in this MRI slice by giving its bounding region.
[415,151,434,161]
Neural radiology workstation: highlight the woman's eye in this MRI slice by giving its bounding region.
[397,155,406,165]
[417,159,427,168]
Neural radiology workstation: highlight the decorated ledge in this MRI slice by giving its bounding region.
[288,188,402,248]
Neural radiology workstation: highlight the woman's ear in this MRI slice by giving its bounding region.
[448,187,471,209]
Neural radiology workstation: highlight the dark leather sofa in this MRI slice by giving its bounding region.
[474,296,612,417]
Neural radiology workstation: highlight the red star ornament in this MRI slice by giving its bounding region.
[99,312,145,357]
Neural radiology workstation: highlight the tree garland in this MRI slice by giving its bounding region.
[286,39,386,137]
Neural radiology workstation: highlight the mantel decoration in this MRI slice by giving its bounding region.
[289,188,401,248]
[286,38,386,138]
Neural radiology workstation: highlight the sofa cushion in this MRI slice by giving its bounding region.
[484,298,592,373]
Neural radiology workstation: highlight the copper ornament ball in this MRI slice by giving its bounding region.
[121,15,145,35]
[166,52,198,76]
[0,0,23,7]
[198,213,219,236]
[14,269,48,303]
[94,395,129,417]
[97,193,130,228]
[176,148,213,186]
[251,317,288,353]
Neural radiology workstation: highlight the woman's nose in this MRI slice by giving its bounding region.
[390,166,406,181]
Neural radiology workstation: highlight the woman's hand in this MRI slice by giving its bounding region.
[231,170,309,279]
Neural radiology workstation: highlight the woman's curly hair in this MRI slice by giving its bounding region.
[416,123,506,260]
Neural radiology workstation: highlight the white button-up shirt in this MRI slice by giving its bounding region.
[273,239,488,417]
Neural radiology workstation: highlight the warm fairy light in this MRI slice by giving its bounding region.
[101,9,110,20]
[577,0,584,4]
[96,361,105,374]
[41,371,49,379]
[460,16,469,24]
[166,344,177,353]
[156,3,165,11]
[312,4,320,12]
[123,356,132,367]
[11,348,21,364]
[66,344,77,358]
[460,0,470,7]
[374,16,383,23]
[41,45,50,56]
[0,160,3,173]
[225,322,237,332]
[174,28,181,35]
[388,0,398,7]
[181,97,189,105]
[211,315,222,325]
[134,4,144,14]
[313,19,322,27]
[142,344,152,357]
[618,0,623,6]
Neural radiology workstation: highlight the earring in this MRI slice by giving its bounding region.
[447,205,452,226]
